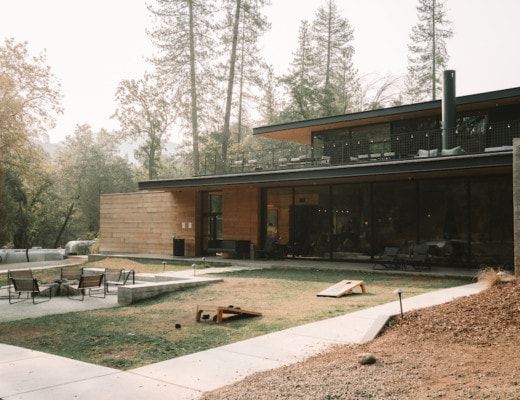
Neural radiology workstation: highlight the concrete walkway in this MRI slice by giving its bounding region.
[0,265,487,400]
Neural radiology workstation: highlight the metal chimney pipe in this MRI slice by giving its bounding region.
[442,70,456,150]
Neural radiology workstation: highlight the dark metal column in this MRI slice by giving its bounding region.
[442,70,456,150]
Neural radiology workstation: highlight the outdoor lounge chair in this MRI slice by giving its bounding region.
[60,266,84,283]
[8,269,34,280]
[67,274,105,300]
[373,247,402,270]
[404,244,431,271]
[105,268,135,294]
[8,270,52,304]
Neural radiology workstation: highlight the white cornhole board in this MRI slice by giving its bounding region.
[317,280,366,298]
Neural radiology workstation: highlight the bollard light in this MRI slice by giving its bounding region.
[393,288,404,317]
[192,263,197,276]
[162,261,166,272]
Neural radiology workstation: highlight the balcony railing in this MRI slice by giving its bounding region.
[197,120,519,176]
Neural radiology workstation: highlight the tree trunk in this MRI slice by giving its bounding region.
[188,0,200,175]
[222,0,241,161]
[54,202,74,248]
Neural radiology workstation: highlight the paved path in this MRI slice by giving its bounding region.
[0,275,488,399]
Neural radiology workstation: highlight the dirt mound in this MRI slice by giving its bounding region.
[201,277,520,400]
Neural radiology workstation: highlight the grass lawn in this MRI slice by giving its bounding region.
[0,258,472,370]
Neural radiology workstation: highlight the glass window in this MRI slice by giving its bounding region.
[331,183,371,260]
[265,188,292,247]
[470,175,513,266]
[373,181,417,255]
[418,179,469,265]
[203,192,222,242]
[351,123,391,156]
[292,186,331,258]
[314,129,350,164]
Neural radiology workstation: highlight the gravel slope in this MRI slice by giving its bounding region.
[200,276,520,400]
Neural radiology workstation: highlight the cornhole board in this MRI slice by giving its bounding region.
[195,305,262,323]
[317,280,366,298]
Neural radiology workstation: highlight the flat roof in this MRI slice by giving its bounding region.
[138,152,512,191]
[253,87,520,144]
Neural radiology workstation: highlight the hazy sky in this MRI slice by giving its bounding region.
[1,0,519,143]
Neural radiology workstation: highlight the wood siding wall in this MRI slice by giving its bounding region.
[99,186,261,257]
[222,187,260,246]
[99,190,198,256]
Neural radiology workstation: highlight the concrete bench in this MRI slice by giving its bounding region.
[117,275,222,305]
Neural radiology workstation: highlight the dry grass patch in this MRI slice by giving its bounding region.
[477,266,516,286]
[0,259,472,370]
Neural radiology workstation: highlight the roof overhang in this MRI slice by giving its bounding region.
[138,152,512,191]
[253,87,520,144]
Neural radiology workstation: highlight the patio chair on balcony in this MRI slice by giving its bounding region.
[319,155,331,165]
[484,145,513,152]
[415,148,438,158]
[230,160,244,171]
[278,157,288,167]
[440,146,464,156]
[246,159,261,170]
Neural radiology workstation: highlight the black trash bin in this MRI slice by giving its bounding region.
[173,238,185,256]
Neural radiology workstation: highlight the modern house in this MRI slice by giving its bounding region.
[99,72,519,269]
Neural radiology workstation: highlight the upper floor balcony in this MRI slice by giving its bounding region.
[197,120,518,176]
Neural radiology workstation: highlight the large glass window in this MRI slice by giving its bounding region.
[331,184,371,260]
[314,129,349,164]
[417,179,469,265]
[264,187,292,248]
[203,192,222,242]
[373,181,417,255]
[470,176,513,266]
[291,186,331,258]
[351,123,391,157]
[262,173,512,267]
[455,114,487,152]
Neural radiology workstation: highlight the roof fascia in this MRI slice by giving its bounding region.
[253,87,520,137]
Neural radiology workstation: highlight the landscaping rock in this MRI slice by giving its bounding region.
[357,353,376,365]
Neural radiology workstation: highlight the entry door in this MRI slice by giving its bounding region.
[203,193,222,251]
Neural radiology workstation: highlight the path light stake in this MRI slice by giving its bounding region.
[393,288,404,318]
[162,261,166,272]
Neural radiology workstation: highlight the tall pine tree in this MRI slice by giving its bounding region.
[405,0,453,102]
[147,0,217,175]
[281,0,358,120]
[312,0,357,116]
